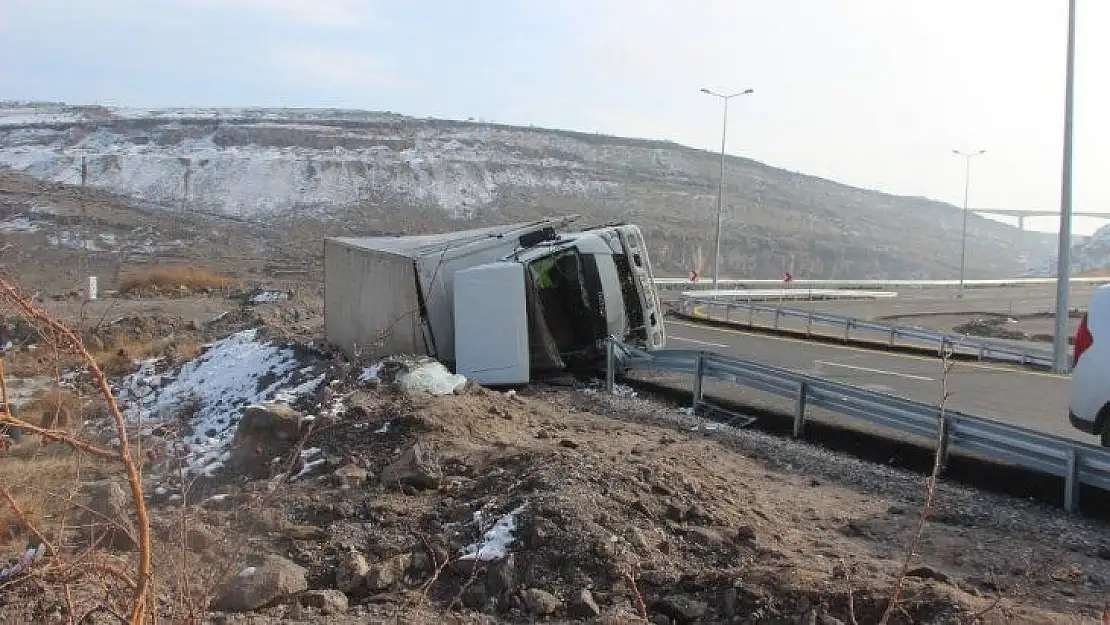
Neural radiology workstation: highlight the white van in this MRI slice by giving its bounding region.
[1068,284,1110,445]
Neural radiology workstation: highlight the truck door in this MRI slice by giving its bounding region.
[453,262,531,385]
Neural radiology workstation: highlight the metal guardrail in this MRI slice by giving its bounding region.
[654,276,1110,292]
[677,296,1060,369]
[605,340,1110,513]
[678,289,899,301]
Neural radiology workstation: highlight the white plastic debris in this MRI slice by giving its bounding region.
[397,360,467,396]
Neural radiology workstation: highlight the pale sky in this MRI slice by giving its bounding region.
[1,0,1107,234]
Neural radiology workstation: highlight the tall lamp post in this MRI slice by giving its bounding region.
[953,149,987,298]
[1052,0,1078,373]
[701,87,754,289]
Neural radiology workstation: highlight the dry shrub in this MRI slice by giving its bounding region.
[0,440,112,549]
[22,388,85,430]
[118,265,235,295]
[97,337,202,376]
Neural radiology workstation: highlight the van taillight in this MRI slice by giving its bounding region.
[1074,313,1093,366]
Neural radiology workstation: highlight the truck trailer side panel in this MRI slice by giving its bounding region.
[324,238,424,359]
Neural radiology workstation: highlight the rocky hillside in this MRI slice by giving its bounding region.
[0,101,1054,279]
[1029,224,1110,277]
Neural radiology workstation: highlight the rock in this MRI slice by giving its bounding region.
[521,588,560,616]
[683,527,725,548]
[231,402,304,478]
[286,524,327,541]
[335,550,370,593]
[79,480,136,551]
[558,439,579,449]
[484,553,517,600]
[525,516,559,549]
[213,555,308,612]
[596,608,645,625]
[366,553,412,591]
[656,595,708,623]
[906,565,952,585]
[300,589,348,615]
[735,524,757,543]
[379,442,442,490]
[463,584,490,610]
[333,464,370,489]
[567,588,601,619]
[665,503,686,522]
[184,525,219,553]
[1097,544,1110,561]
[818,614,846,625]
[720,587,739,618]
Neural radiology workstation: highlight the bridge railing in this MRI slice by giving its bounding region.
[675,295,1061,369]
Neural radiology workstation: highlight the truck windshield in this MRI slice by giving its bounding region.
[528,249,607,359]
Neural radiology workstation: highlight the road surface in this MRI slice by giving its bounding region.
[661,318,1089,444]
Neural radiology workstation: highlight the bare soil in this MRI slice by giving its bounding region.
[1,291,1108,624]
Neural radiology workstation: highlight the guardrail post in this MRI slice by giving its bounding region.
[691,352,706,412]
[793,381,808,438]
[1065,449,1080,514]
[748,306,755,326]
[889,326,896,346]
[773,307,781,330]
[724,302,731,323]
[843,319,851,342]
[936,415,951,472]
[605,339,616,394]
[978,343,986,361]
[938,336,947,357]
[805,314,813,337]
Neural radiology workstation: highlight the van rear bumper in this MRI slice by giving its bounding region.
[1070,410,1098,435]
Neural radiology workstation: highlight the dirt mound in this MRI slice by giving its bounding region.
[4,326,1109,624]
[150,380,1106,624]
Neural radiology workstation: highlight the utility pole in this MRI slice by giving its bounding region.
[701,87,754,290]
[80,156,88,275]
[1052,0,1078,373]
[952,149,986,298]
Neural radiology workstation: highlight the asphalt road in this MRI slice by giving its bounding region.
[661,318,1089,444]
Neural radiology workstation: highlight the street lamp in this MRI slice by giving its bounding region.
[701,87,754,289]
[952,149,986,298]
[1052,0,1078,373]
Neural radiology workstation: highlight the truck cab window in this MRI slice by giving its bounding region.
[529,250,605,362]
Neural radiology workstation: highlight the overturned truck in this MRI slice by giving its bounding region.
[324,216,666,384]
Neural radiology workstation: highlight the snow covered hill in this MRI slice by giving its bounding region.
[0,101,1054,279]
[1026,226,1110,277]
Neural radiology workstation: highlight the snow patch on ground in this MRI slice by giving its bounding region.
[0,216,38,232]
[459,504,526,562]
[115,329,323,476]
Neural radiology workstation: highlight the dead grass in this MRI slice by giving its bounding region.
[117,266,235,295]
[21,388,84,430]
[1076,267,1110,278]
[3,335,202,379]
[0,439,114,549]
